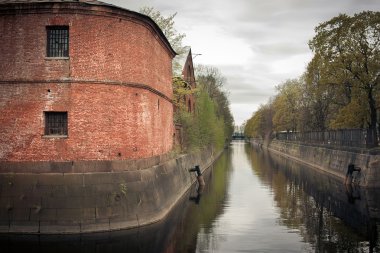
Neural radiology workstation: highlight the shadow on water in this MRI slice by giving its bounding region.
[245,144,380,253]
[0,150,233,253]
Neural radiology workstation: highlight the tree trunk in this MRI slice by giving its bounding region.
[368,88,378,147]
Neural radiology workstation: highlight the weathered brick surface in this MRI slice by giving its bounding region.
[0,2,175,163]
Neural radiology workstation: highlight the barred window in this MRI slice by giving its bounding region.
[46,26,69,57]
[44,112,68,136]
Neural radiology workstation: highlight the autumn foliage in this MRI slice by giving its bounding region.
[245,11,380,145]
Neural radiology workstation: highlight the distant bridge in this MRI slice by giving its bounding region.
[232,132,245,140]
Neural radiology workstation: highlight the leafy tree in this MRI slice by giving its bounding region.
[141,7,234,151]
[329,99,367,129]
[172,76,198,120]
[304,59,335,131]
[272,79,302,132]
[196,65,234,139]
[195,65,226,100]
[309,11,380,144]
[178,87,231,151]
[244,102,274,143]
[140,7,189,74]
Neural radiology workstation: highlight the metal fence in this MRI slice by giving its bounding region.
[275,129,377,148]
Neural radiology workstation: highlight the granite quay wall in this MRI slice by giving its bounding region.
[252,139,380,188]
[267,151,380,234]
[0,147,220,234]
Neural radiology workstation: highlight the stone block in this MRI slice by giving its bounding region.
[73,161,112,173]
[1,183,33,197]
[140,169,155,182]
[81,195,97,208]
[95,206,113,219]
[95,193,112,208]
[112,170,142,183]
[12,196,41,209]
[94,183,117,194]
[40,221,81,234]
[82,208,96,220]
[110,160,136,172]
[31,208,57,222]
[155,164,167,176]
[135,157,159,170]
[30,185,54,198]
[50,162,73,173]
[0,221,9,232]
[62,173,83,186]
[9,221,39,233]
[42,196,82,209]
[110,205,124,219]
[122,180,148,194]
[0,161,48,173]
[0,208,11,221]
[83,173,113,186]
[0,197,12,209]
[56,208,83,221]
[63,185,84,197]
[80,219,109,233]
[37,174,65,186]
[109,216,139,230]
[10,208,30,221]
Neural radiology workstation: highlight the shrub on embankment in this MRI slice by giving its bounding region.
[175,67,234,152]
[140,7,234,153]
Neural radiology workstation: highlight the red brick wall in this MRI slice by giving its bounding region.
[182,51,196,113]
[0,3,175,161]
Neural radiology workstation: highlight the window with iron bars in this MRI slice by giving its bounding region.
[46,26,69,57]
[44,112,68,136]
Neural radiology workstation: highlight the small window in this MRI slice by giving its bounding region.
[46,26,69,57]
[44,112,68,136]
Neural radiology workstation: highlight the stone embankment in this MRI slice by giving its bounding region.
[0,148,220,234]
[251,139,380,188]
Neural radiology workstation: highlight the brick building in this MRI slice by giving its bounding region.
[181,49,196,114]
[0,0,176,163]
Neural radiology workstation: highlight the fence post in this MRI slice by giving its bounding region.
[366,129,375,148]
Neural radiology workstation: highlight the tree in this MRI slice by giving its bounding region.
[309,11,380,144]
[329,99,367,129]
[272,79,302,132]
[172,76,198,121]
[304,58,335,131]
[141,7,234,150]
[244,102,274,143]
[196,65,234,138]
[140,7,189,74]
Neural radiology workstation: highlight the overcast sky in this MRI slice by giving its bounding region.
[102,0,379,126]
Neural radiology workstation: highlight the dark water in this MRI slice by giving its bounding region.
[1,141,380,252]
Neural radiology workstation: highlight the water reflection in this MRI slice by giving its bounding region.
[1,142,380,252]
[245,144,380,253]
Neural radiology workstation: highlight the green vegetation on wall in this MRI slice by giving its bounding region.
[176,70,234,152]
[141,7,234,152]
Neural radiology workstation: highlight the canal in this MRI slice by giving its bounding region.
[2,141,380,252]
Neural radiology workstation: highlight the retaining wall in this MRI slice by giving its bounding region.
[261,140,380,188]
[267,151,380,234]
[0,148,219,234]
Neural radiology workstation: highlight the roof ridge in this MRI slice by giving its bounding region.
[0,0,106,4]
